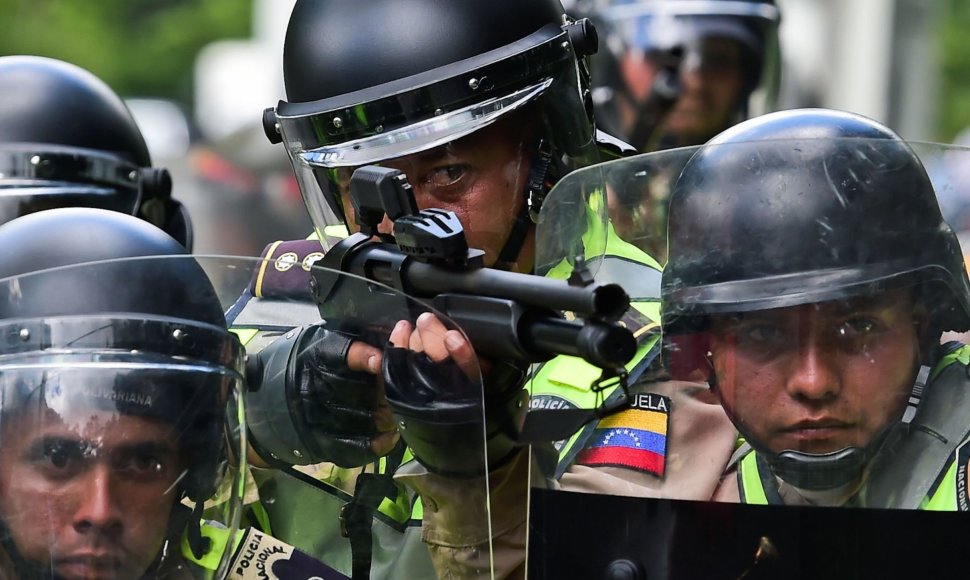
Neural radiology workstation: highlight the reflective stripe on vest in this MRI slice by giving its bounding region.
[181,521,244,573]
[921,460,958,511]
[737,451,771,505]
[531,221,664,470]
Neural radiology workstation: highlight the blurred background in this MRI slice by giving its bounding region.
[1,0,968,255]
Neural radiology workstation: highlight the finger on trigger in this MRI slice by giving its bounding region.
[389,319,413,348]
[416,311,451,361]
[444,329,480,379]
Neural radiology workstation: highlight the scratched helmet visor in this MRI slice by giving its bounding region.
[0,258,249,579]
[526,139,970,580]
[0,146,142,224]
[274,24,598,247]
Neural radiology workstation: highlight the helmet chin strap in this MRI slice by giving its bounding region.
[736,360,930,493]
[767,447,869,492]
[492,139,556,273]
[492,201,533,272]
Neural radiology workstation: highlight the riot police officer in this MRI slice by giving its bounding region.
[0,56,193,247]
[661,107,970,507]
[390,108,970,577]
[573,0,782,261]
[0,208,246,577]
[579,0,781,151]
[243,0,665,577]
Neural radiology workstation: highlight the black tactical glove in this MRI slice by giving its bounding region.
[246,324,387,467]
[382,346,528,477]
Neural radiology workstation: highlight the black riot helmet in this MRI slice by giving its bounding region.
[0,56,193,249]
[265,0,606,262]
[661,108,970,491]
[663,108,970,334]
[0,208,245,575]
[576,0,781,150]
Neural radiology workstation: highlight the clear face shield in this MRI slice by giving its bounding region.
[527,138,970,578]
[0,327,244,578]
[0,147,145,225]
[0,256,251,579]
[26,254,493,578]
[592,0,781,149]
[273,26,600,264]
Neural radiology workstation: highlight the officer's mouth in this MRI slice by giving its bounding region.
[55,553,124,580]
[777,418,857,447]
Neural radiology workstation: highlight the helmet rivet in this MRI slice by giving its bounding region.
[398,420,407,429]
[332,116,343,129]
[29,155,41,166]
[374,125,384,133]
[173,328,185,341]
[293,449,303,458]
[128,170,139,181]
[468,78,480,90]
[18,328,30,341]
[561,41,571,51]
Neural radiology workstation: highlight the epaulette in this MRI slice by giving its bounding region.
[250,239,326,300]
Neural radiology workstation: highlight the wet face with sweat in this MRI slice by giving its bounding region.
[0,407,183,580]
[706,289,924,457]
[336,116,537,273]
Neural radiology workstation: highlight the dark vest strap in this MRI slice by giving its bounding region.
[865,358,970,509]
[343,442,407,580]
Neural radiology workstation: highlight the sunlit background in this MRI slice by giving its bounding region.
[1,0,968,255]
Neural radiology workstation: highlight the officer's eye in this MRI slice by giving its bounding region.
[122,453,165,475]
[426,165,467,188]
[837,317,879,339]
[44,441,78,469]
[28,439,87,477]
[113,444,173,480]
[742,324,785,344]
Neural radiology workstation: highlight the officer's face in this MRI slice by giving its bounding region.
[620,36,746,146]
[339,117,536,272]
[706,290,924,456]
[0,409,182,580]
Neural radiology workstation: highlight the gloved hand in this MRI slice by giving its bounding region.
[381,313,528,477]
[246,323,399,467]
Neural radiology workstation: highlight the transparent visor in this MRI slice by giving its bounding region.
[0,359,244,579]
[592,0,781,148]
[534,137,970,454]
[0,254,494,576]
[298,79,554,170]
[0,147,142,223]
[526,140,970,580]
[274,33,598,246]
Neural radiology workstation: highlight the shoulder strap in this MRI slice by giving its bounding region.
[865,353,970,509]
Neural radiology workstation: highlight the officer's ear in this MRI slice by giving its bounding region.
[663,331,715,384]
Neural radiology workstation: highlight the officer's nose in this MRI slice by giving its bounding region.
[785,327,841,402]
[72,464,123,538]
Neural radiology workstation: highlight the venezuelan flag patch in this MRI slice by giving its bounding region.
[576,392,670,477]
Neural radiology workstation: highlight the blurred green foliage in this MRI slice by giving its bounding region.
[0,0,251,107]
[940,0,970,142]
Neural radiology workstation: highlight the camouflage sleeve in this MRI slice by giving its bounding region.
[395,447,535,579]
